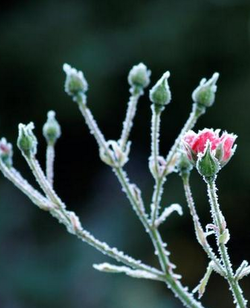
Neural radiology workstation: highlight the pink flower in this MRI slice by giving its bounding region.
[183,128,237,167]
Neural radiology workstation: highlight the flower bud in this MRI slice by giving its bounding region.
[196,142,220,178]
[192,73,219,107]
[17,122,37,157]
[43,111,61,145]
[128,63,151,92]
[63,63,88,99]
[149,71,171,111]
[0,138,13,168]
[176,152,193,176]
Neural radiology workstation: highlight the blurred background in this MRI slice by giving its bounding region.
[0,0,250,307]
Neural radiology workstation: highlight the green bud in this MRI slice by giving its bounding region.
[0,138,13,168]
[192,73,219,108]
[149,71,171,111]
[63,63,88,98]
[43,111,61,145]
[176,152,193,177]
[17,122,37,157]
[196,142,220,178]
[128,63,151,91]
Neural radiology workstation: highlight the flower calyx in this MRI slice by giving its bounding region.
[197,142,220,178]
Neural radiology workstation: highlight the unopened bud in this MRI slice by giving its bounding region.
[128,63,151,92]
[176,152,193,177]
[192,73,219,108]
[0,138,13,168]
[43,111,61,145]
[149,71,171,111]
[197,142,220,178]
[63,63,88,99]
[17,122,37,157]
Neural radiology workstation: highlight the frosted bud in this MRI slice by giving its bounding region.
[149,71,171,112]
[17,123,37,157]
[192,73,219,108]
[196,142,220,178]
[63,63,88,99]
[176,151,193,177]
[43,111,61,145]
[0,138,13,168]
[128,63,151,92]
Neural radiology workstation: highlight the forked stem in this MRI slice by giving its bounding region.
[181,173,225,275]
[75,94,204,308]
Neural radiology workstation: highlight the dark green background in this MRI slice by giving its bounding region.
[0,0,250,307]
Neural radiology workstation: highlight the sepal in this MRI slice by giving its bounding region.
[197,142,220,178]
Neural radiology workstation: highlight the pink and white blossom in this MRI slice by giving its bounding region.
[183,128,237,167]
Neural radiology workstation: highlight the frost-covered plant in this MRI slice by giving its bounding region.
[0,63,248,308]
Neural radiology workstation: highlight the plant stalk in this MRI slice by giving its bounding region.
[206,178,247,308]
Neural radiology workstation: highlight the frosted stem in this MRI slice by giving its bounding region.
[114,165,205,308]
[113,167,150,231]
[4,156,162,278]
[77,94,109,153]
[119,91,141,150]
[46,144,55,186]
[26,155,66,210]
[0,159,52,210]
[150,106,162,225]
[151,106,161,174]
[206,178,247,308]
[182,174,225,276]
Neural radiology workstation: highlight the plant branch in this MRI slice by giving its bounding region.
[206,178,247,308]
[119,91,141,150]
[114,165,205,308]
[181,173,225,276]
[46,144,55,186]
[150,106,162,225]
